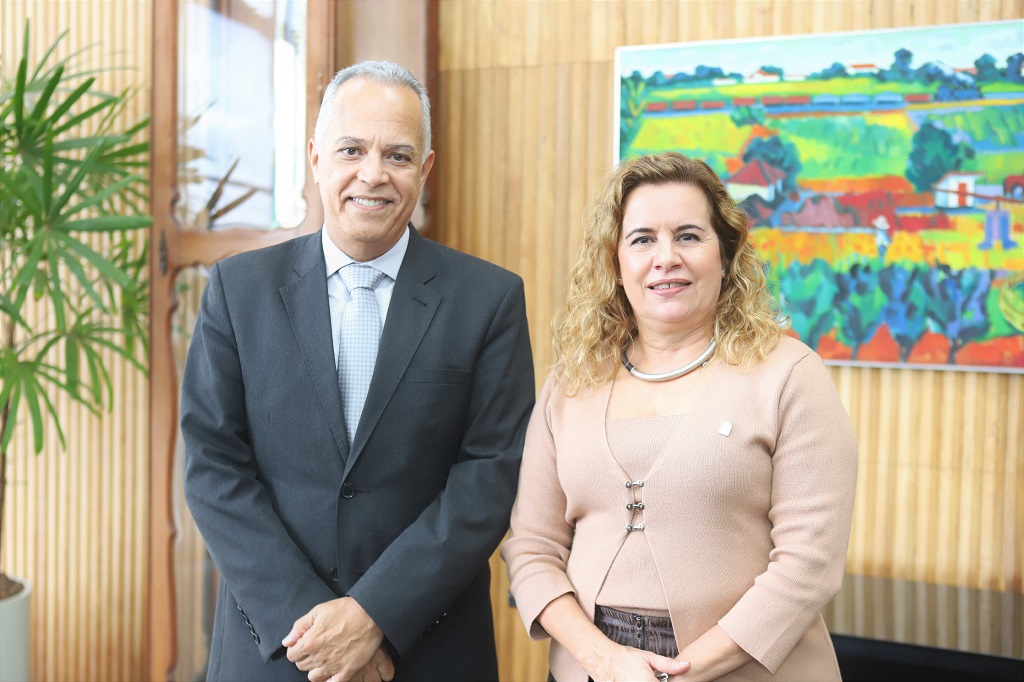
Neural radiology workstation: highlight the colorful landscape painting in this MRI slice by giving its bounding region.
[616,21,1024,371]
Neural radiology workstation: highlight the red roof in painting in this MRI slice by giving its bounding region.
[727,159,786,186]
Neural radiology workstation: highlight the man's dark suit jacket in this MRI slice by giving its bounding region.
[181,227,535,681]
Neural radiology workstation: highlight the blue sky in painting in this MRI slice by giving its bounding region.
[617,21,1024,78]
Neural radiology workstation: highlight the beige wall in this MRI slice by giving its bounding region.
[430,1,1024,679]
[335,0,428,78]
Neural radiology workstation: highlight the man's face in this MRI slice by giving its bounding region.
[308,78,435,261]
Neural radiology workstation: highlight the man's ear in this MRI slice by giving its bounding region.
[307,138,320,182]
[420,149,436,184]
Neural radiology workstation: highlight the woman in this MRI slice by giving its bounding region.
[501,153,858,682]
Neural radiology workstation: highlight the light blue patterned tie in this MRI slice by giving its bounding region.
[338,264,385,445]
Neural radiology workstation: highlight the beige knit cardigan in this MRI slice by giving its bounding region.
[501,337,858,681]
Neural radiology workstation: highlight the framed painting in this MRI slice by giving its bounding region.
[615,21,1024,372]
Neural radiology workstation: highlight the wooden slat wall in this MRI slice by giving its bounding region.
[431,1,1024,679]
[1,1,151,681]
[828,367,1023,657]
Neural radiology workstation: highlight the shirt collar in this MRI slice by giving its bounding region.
[322,225,410,282]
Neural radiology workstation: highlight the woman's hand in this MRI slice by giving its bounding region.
[666,625,753,682]
[584,641,689,682]
[537,595,689,682]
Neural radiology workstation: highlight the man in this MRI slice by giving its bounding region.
[181,61,535,681]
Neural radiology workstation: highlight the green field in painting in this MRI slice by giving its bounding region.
[644,76,937,104]
[986,285,1021,338]
[625,109,918,180]
[624,102,1024,186]
[977,82,1024,95]
[921,105,1024,183]
[922,105,1024,148]
[965,151,1024,184]
[771,113,914,179]
[627,112,745,174]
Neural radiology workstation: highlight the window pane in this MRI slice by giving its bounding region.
[177,0,307,231]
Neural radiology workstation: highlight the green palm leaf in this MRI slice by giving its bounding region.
[1,18,151,482]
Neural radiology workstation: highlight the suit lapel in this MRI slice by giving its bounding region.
[280,232,351,462]
[343,228,440,479]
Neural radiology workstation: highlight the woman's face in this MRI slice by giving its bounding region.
[617,182,724,337]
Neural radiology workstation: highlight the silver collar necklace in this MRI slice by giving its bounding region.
[621,337,717,382]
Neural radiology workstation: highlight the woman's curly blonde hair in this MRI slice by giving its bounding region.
[554,152,781,395]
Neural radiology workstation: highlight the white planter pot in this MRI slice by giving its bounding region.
[0,578,31,682]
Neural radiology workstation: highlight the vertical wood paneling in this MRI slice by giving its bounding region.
[435,1,1024,678]
[1,1,151,681]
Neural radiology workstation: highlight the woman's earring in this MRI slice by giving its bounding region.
[616,277,622,285]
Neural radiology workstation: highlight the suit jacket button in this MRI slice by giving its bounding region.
[329,568,339,582]
[341,483,356,499]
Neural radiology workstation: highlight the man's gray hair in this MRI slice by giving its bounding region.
[313,60,432,161]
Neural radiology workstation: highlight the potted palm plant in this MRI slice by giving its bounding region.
[0,22,149,680]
